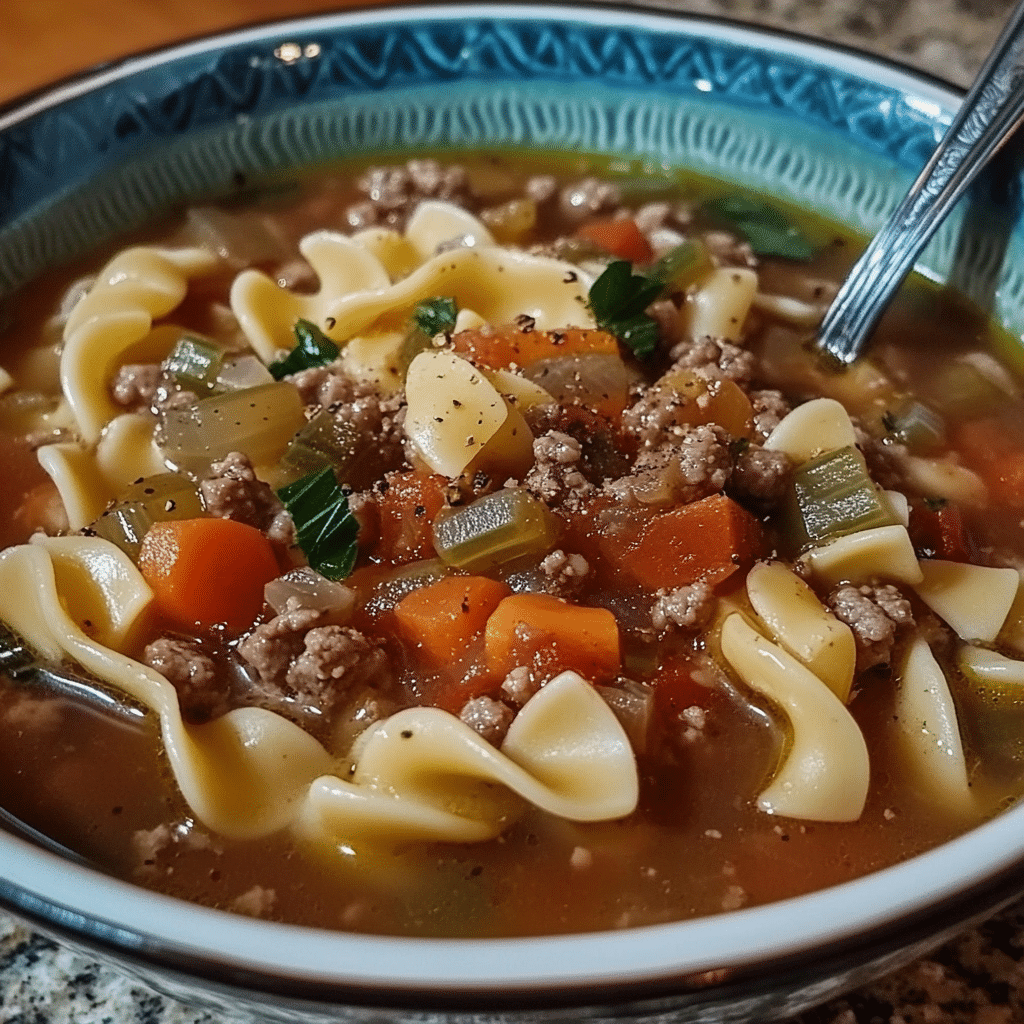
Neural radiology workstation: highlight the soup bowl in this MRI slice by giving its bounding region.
[2,4,1024,1022]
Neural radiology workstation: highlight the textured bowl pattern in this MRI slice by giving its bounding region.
[1,10,982,308]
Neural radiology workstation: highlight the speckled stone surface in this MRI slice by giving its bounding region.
[2,1,1024,1022]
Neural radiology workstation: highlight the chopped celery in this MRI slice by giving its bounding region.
[931,358,1008,419]
[882,398,945,454]
[90,473,205,558]
[651,239,714,291]
[280,409,364,483]
[432,488,559,572]
[158,381,305,477]
[956,646,1024,787]
[785,445,899,549]
[162,336,223,394]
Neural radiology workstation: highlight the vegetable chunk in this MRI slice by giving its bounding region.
[138,517,280,632]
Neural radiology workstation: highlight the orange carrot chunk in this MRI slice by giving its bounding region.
[575,218,654,264]
[138,517,280,633]
[393,575,512,669]
[484,592,620,682]
[451,325,619,370]
[599,492,764,591]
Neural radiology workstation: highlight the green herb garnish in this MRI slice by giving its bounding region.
[269,319,340,380]
[277,467,359,580]
[702,195,814,261]
[412,296,458,337]
[588,260,664,358]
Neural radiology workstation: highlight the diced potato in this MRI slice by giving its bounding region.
[681,267,758,342]
[404,350,509,478]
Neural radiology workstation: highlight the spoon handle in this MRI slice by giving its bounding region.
[817,0,1024,365]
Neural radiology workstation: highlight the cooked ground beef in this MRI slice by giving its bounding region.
[111,363,163,409]
[525,430,595,508]
[539,549,590,597]
[701,229,757,268]
[524,404,633,483]
[605,424,732,508]
[557,177,622,222]
[668,336,756,385]
[750,389,792,442]
[289,363,365,408]
[730,443,792,504]
[238,608,390,725]
[142,637,229,722]
[349,159,472,230]
[651,582,716,632]
[200,451,291,542]
[828,583,915,672]
[459,695,515,745]
[501,666,539,707]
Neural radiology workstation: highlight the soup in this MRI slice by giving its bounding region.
[1,154,1023,937]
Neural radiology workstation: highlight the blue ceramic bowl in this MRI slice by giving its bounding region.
[2,5,1024,1023]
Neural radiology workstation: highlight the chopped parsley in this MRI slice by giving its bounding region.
[277,467,359,581]
[588,260,663,358]
[412,296,459,337]
[269,319,340,380]
[701,195,814,261]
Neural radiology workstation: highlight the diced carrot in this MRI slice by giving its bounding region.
[909,500,973,562]
[484,592,620,682]
[394,575,512,669]
[451,325,619,370]
[574,218,654,264]
[373,470,449,565]
[138,517,280,633]
[954,417,1024,508]
[598,493,765,591]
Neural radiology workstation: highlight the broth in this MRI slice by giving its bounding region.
[0,153,1021,936]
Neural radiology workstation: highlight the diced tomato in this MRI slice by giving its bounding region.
[575,218,654,264]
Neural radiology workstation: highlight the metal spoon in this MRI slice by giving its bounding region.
[817,0,1024,365]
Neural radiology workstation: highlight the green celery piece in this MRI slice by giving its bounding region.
[789,446,899,546]
[90,473,205,559]
[269,319,340,380]
[278,467,359,580]
[280,409,363,483]
[432,488,559,572]
[882,398,946,454]
[702,195,814,261]
[650,239,714,291]
[163,336,223,394]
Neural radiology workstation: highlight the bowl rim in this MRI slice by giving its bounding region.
[2,0,1019,1011]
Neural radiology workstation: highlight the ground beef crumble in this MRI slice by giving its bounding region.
[828,583,915,671]
[668,336,756,385]
[237,608,390,726]
[730,443,792,504]
[651,582,716,632]
[142,637,230,722]
[459,695,515,745]
[200,451,291,542]
[605,424,732,508]
[525,430,595,508]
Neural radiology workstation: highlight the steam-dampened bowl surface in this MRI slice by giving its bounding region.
[3,4,1024,1022]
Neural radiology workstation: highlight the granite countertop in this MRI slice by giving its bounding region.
[2,0,1024,1022]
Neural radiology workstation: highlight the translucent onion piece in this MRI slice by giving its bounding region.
[719,613,869,822]
[264,567,356,619]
